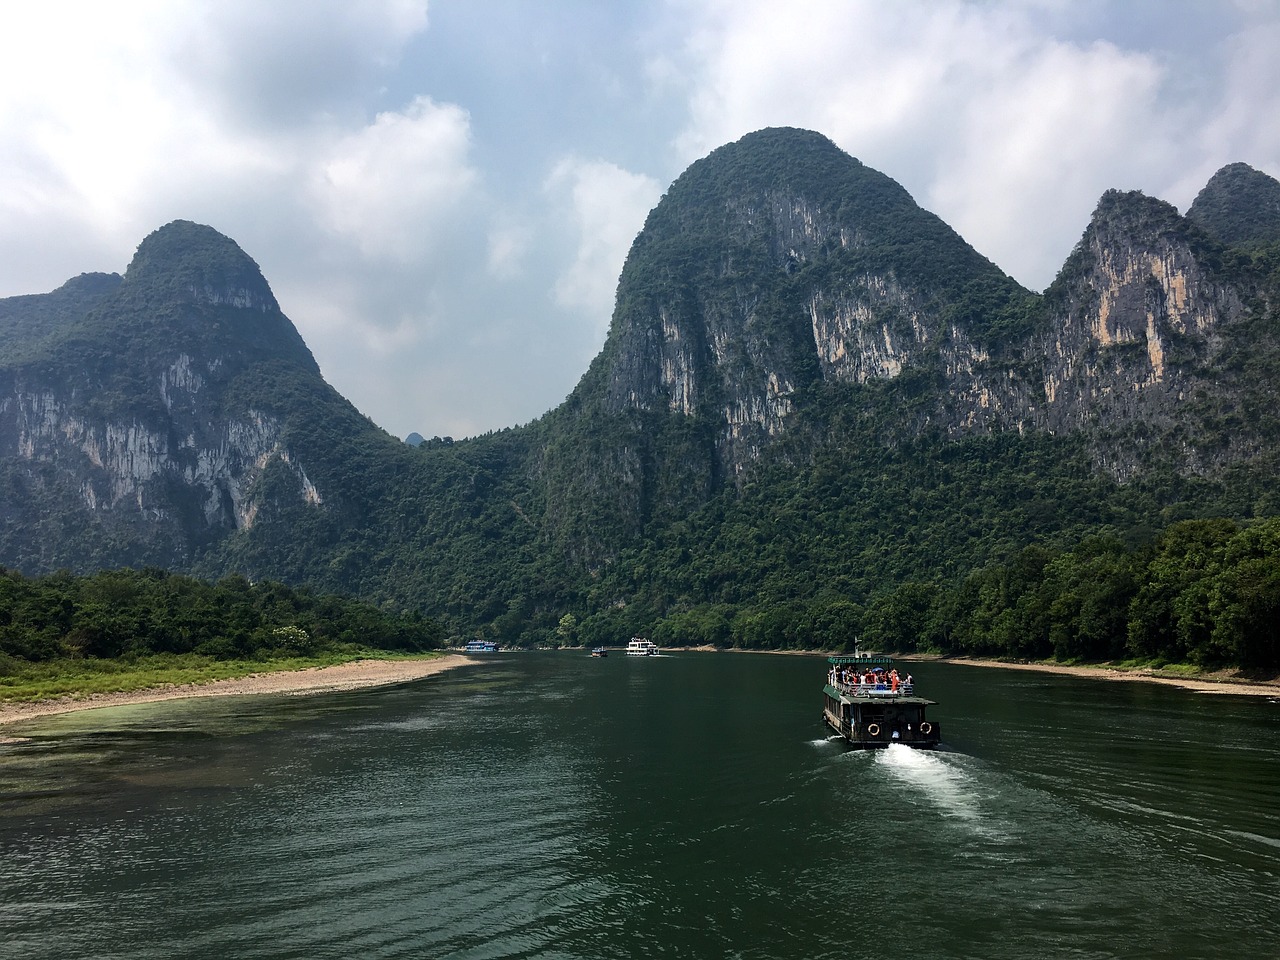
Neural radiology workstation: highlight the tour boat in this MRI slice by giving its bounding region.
[822,651,940,748]
[625,637,659,656]
[464,640,499,652]
[590,646,608,657]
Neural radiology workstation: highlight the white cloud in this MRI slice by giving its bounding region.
[168,0,430,130]
[925,37,1168,288]
[661,0,1279,289]
[312,96,478,262]
[0,0,436,288]
[547,157,662,330]
[1201,20,1280,171]
[487,218,533,280]
[0,4,191,264]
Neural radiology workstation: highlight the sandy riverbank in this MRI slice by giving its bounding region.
[0,654,473,733]
[897,654,1280,698]
[669,645,1280,697]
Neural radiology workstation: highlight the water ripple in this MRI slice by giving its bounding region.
[4,653,1280,959]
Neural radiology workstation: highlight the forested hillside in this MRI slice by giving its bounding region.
[0,565,441,665]
[2,129,1279,669]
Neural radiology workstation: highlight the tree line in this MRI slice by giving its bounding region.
[565,517,1279,671]
[2,516,1275,674]
[0,566,443,669]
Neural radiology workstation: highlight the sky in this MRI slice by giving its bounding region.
[2,1,1279,441]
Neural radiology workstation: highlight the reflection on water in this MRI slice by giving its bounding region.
[1,653,1278,959]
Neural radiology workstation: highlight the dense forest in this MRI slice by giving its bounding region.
[614,517,1279,671]
[0,566,443,670]
[3,513,1274,674]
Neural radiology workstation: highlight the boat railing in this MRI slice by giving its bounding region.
[829,679,914,698]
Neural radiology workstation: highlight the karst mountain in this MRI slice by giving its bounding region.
[3,127,1279,649]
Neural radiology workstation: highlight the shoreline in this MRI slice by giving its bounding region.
[0,654,473,735]
[909,655,1280,698]
[667,645,1280,697]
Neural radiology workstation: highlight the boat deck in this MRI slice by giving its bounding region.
[824,683,937,706]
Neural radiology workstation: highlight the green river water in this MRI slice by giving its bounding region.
[1,651,1277,959]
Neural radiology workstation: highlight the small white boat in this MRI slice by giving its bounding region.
[625,637,659,656]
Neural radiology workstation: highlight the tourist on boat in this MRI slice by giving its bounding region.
[889,669,899,692]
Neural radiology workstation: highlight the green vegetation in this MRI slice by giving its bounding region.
[0,566,444,699]
[570,517,1280,672]
[559,423,1280,670]
[1186,162,1280,252]
[0,272,121,362]
[917,517,1279,669]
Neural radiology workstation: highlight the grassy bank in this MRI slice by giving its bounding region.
[0,649,445,704]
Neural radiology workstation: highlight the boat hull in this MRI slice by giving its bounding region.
[822,686,941,749]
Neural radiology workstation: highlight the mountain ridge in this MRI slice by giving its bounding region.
[2,128,1279,658]
[535,130,1278,569]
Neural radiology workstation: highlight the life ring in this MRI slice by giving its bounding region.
[866,723,881,737]
[920,721,933,735]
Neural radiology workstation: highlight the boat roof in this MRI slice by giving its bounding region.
[828,654,895,665]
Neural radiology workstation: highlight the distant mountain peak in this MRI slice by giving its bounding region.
[587,127,1030,430]
[55,271,123,296]
[1186,162,1280,250]
[122,219,280,312]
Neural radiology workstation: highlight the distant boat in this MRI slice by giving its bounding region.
[590,647,608,658]
[464,640,499,652]
[822,650,940,748]
[625,637,659,657]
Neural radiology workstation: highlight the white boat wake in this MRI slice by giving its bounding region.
[875,744,1007,840]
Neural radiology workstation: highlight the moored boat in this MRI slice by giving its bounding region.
[464,639,499,652]
[822,651,940,748]
[625,637,659,656]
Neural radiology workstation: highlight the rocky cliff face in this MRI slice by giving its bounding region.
[1025,193,1240,444]
[569,129,1271,506]
[0,222,327,570]
[939,190,1247,476]
[585,130,1029,484]
[1,378,319,529]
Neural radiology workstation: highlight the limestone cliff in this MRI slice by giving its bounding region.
[543,129,1278,558]
[0,222,328,570]
[572,129,1029,491]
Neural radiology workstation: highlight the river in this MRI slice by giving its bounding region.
[1,652,1277,959]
